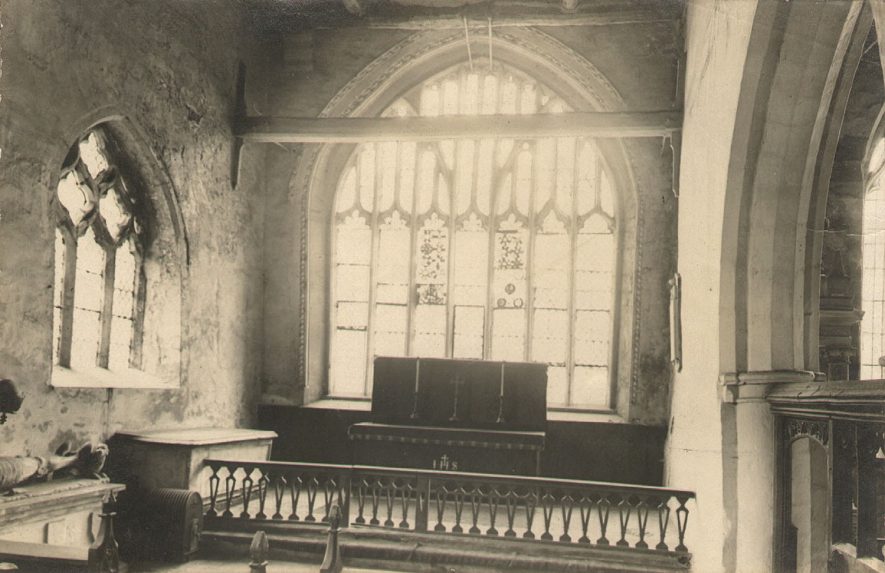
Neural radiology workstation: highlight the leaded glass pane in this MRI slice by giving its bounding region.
[57,172,94,228]
[108,238,137,370]
[378,142,397,212]
[453,228,487,305]
[358,146,376,212]
[331,329,368,396]
[547,365,568,407]
[71,227,104,369]
[374,304,407,358]
[100,187,132,241]
[414,305,446,357]
[78,132,109,179]
[492,308,525,361]
[572,366,609,408]
[453,305,484,358]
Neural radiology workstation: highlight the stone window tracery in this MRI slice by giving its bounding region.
[329,61,618,409]
[53,129,145,373]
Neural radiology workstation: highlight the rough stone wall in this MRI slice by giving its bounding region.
[260,22,679,424]
[0,0,267,456]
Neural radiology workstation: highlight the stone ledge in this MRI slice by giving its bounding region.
[0,479,124,530]
[113,427,277,446]
[719,370,816,404]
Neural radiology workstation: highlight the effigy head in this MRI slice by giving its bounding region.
[0,380,24,425]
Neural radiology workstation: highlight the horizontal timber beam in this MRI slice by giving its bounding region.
[318,11,677,30]
[237,111,682,143]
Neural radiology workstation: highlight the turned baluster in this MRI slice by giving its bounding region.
[305,476,319,522]
[559,494,575,543]
[656,496,671,551]
[596,495,611,546]
[522,491,537,539]
[675,494,690,553]
[616,495,632,547]
[207,465,221,517]
[468,488,482,534]
[486,488,501,536]
[635,497,650,549]
[504,490,518,537]
[540,491,555,541]
[578,496,592,544]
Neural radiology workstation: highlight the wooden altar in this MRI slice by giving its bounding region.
[349,357,547,475]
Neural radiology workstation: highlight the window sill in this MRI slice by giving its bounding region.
[546,409,624,424]
[51,365,177,390]
[304,398,372,411]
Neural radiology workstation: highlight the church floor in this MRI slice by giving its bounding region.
[130,560,397,573]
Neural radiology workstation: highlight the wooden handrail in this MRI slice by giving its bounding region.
[203,458,696,499]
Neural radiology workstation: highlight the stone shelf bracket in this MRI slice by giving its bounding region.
[720,370,817,404]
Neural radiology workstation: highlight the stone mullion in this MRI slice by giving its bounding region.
[97,244,116,369]
[405,144,421,356]
[58,228,78,368]
[524,142,537,363]
[130,246,147,370]
[363,144,382,395]
[565,138,580,406]
[445,141,459,359]
[483,140,502,360]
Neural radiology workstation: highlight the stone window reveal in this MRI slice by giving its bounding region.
[329,61,618,409]
[53,129,145,373]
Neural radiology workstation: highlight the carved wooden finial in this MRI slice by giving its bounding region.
[342,0,363,16]
[249,531,269,573]
[319,504,343,573]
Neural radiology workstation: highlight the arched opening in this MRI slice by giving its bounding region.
[50,118,186,389]
[296,29,642,412]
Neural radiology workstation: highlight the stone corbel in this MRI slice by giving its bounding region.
[720,370,816,404]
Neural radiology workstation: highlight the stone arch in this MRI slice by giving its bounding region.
[292,28,644,411]
[719,2,863,374]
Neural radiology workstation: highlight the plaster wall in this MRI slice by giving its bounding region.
[260,22,679,425]
[0,0,267,456]
[667,2,758,572]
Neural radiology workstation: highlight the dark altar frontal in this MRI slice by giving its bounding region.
[348,356,547,475]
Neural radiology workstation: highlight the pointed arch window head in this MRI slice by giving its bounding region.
[53,128,145,373]
[329,62,619,410]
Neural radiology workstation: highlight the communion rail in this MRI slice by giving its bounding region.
[203,459,695,560]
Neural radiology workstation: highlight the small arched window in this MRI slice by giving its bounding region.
[861,137,885,379]
[328,61,618,409]
[53,128,145,372]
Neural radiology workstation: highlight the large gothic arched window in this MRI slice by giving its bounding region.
[329,61,618,409]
